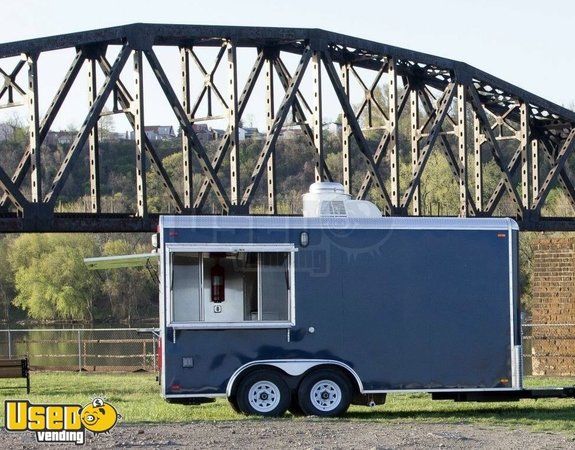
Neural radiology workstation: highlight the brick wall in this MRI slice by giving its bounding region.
[530,237,575,376]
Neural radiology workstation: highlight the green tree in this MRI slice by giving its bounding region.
[8,234,100,321]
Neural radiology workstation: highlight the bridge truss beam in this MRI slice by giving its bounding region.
[0,24,573,231]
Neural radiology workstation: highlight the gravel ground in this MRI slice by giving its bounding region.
[1,421,574,449]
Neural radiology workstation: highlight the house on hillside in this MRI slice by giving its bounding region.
[193,124,213,143]
[240,127,262,140]
[177,124,213,144]
[129,125,176,141]
[212,128,226,140]
[45,131,76,146]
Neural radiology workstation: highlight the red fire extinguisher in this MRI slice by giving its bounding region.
[211,259,225,303]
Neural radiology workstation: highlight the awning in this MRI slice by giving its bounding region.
[84,253,159,270]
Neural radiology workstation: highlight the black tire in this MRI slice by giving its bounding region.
[228,394,241,414]
[288,396,304,416]
[297,369,352,417]
[236,370,291,417]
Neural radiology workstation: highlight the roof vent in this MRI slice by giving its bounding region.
[308,182,346,195]
[302,182,382,218]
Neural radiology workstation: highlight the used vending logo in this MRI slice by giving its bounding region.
[4,397,121,445]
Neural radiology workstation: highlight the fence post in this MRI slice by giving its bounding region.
[7,329,11,358]
[77,330,82,373]
[152,335,156,373]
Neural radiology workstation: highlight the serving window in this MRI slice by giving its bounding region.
[168,244,295,328]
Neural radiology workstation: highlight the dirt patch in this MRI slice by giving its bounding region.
[2,420,574,449]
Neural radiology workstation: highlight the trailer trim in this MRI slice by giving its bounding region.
[508,220,521,389]
[161,216,520,231]
[226,359,364,397]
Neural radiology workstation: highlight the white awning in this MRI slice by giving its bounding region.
[84,253,159,270]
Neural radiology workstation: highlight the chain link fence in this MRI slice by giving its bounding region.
[0,328,158,372]
[522,322,575,376]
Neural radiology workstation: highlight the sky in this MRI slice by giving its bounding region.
[0,0,573,132]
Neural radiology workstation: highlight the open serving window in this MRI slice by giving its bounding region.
[166,244,296,328]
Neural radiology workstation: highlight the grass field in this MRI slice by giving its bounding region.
[1,373,575,433]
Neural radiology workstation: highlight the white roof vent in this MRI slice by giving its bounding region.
[302,182,382,218]
[308,182,346,195]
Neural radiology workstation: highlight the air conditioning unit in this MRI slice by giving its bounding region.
[302,182,382,218]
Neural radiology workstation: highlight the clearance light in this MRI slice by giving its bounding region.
[300,231,309,247]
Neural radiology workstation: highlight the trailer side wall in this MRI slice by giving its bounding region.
[160,218,517,395]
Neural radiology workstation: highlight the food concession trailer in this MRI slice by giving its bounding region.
[85,182,575,417]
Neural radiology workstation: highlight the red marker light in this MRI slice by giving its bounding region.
[497,233,506,238]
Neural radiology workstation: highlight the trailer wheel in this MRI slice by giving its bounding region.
[297,369,352,417]
[236,370,290,417]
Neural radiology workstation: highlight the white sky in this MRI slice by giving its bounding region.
[0,0,573,132]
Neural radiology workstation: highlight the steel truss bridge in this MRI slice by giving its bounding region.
[0,23,574,232]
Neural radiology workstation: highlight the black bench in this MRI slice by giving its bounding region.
[0,358,30,393]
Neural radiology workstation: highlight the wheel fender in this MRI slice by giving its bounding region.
[226,359,363,397]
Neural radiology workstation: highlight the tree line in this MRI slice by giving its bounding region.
[0,234,155,325]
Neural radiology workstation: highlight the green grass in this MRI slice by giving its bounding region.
[1,373,575,433]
